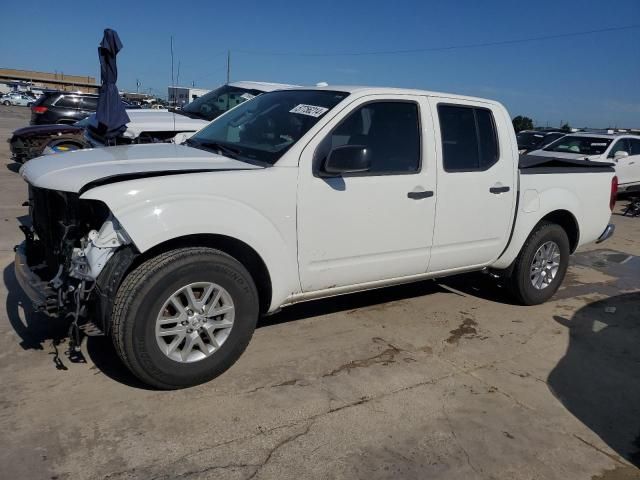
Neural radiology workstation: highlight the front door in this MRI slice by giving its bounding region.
[427,97,517,273]
[610,138,640,188]
[297,95,437,292]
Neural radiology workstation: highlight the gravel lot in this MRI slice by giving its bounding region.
[0,104,638,480]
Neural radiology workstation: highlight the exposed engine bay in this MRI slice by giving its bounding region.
[18,185,135,340]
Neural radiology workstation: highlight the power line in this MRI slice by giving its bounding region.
[234,24,640,57]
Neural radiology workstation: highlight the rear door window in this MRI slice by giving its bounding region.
[437,104,499,172]
[55,95,81,109]
[81,97,98,110]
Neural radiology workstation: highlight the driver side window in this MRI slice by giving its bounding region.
[609,139,629,158]
[321,101,421,175]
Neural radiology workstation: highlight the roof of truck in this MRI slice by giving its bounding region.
[229,81,299,91]
[281,84,504,105]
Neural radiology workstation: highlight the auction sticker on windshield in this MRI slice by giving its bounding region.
[290,104,329,117]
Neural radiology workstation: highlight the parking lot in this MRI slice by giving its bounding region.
[0,104,638,479]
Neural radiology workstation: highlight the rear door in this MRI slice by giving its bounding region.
[427,97,517,273]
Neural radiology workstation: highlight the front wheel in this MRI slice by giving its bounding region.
[507,221,570,305]
[111,247,259,389]
[2,101,10,106]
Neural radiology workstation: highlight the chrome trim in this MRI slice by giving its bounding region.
[596,224,615,244]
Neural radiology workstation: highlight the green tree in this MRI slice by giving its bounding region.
[512,116,534,133]
[560,122,571,132]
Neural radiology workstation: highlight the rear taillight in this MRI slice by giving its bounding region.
[610,176,618,211]
[31,106,47,114]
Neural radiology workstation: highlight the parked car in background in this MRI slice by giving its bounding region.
[516,130,566,154]
[1,93,35,107]
[16,86,616,388]
[86,81,297,145]
[30,91,100,125]
[8,118,90,163]
[528,133,640,191]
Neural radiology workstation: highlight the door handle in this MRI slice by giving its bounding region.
[407,190,434,199]
[489,186,510,194]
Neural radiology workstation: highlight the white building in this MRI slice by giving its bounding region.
[168,86,211,107]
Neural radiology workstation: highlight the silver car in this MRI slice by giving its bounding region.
[1,93,35,107]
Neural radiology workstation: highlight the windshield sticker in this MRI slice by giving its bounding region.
[240,93,256,101]
[290,104,329,117]
[591,143,608,146]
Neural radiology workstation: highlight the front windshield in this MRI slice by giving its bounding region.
[182,85,264,121]
[187,89,349,165]
[544,136,612,155]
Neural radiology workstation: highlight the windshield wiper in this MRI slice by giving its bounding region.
[185,139,240,159]
[172,109,205,120]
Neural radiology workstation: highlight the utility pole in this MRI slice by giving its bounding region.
[226,50,231,84]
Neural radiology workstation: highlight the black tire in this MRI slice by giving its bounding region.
[111,247,259,389]
[27,102,33,107]
[508,221,570,305]
[2,101,10,106]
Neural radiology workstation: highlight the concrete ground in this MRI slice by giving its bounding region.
[0,104,638,480]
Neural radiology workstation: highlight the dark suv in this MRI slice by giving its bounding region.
[30,91,99,125]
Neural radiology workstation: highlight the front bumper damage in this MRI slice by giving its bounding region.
[14,241,59,315]
[14,216,133,326]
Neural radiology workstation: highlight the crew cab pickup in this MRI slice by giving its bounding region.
[15,86,617,389]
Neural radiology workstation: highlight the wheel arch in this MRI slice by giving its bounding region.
[539,209,580,253]
[129,234,273,315]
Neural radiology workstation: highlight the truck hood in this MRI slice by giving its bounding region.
[527,149,604,161]
[12,124,83,139]
[20,143,261,193]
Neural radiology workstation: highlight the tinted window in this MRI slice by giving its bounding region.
[438,105,499,172]
[81,97,98,110]
[188,90,349,165]
[55,95,81,108]
[544,136,612,155]
[628,138,640,155]
[325,101,420,174]
[183,85,264,121]
[609,139,630,158]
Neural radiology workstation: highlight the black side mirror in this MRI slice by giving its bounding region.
[323,144,370,176]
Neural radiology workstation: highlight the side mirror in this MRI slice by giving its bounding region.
[614,150,629,160]
[323,145,370,175]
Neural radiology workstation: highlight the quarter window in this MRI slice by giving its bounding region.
[438,105,499,172]
[323,101,421,174]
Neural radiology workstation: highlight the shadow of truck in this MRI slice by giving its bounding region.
[549,292,640,468]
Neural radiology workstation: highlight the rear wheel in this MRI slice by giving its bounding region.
[2,101,10,106]
[111,247,259,389]
[508,221,570,305]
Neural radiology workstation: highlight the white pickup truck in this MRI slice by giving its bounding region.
[16,86,617,389]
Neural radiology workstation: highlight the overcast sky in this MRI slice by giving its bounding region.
[1,0,639,127]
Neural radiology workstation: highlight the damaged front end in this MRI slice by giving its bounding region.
[15,185,135,337]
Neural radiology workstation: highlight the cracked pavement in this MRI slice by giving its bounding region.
[0,106,639,480]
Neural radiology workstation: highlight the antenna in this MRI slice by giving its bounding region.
[170,35,176,132]
[226,50,231,84]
